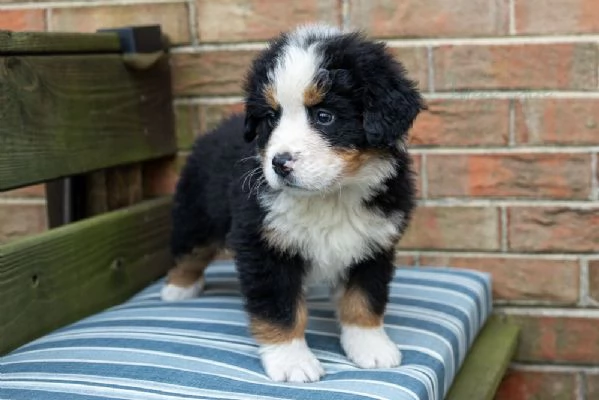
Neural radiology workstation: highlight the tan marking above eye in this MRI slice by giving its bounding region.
[303,83,326,107]
[263,85,280,110]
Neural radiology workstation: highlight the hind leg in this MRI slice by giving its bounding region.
[161,153,225,301]
[161,244,219,301]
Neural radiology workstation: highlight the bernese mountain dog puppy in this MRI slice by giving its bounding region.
[161,24,424,383]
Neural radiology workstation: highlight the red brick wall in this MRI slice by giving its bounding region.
[1,1,598,397]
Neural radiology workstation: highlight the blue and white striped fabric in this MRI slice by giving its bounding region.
[1,261,492,400]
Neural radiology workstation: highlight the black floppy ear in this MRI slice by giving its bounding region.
[243,114,259,142]
[363,77,425,148]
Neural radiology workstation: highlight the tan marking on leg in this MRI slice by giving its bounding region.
[338,286,382,328]
[251,301,308,344]
[303,83,325,107]
[263,85,279,110]
[167,245,219,287]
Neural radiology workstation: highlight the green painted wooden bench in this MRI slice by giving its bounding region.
[0,27,519,400]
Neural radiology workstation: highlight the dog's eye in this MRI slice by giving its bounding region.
[316,109,335,126]
[265,111,277,128]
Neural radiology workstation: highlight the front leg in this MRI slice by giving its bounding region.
[336,250,400,369]
[236,249,324,382]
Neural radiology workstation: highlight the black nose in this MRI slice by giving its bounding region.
[272,152,294,177]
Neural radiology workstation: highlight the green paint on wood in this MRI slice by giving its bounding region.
[0,31,121,54]
[0,53,176,191]
[446,316,520,400]
[0,197,173,355]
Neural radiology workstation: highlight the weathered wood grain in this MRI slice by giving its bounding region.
[0,197,173,355]
[446,316,520,400]
[0,31,120,54]
[0,53,176,191]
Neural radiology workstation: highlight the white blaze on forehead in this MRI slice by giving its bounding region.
[268,24,340,109]
[269,45,321,109]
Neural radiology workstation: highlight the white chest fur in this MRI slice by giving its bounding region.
[260,189,402,285]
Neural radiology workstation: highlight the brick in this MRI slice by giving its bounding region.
[588,259,599,304]
[421,255,580,304]
[515,0,599,35]
[434,43,598,91]
[0,9,45,31]
[172,50,258,96]
[0,203,47,243]
[198,103,245,134]
[502,314,599,363]
[398,206,500,251]
[411,154,422,199]
[495,369,577,400]
[393,254,418,266]
[509,207,599,253]
[175,104,199,151]
[196,0,340,43]
[410,99,509,147]
[388,47,429,91]
[0,185,46,199]
[348,0,509,38]
[427,153,592,199]
[515,99,599,146]
[587,373,599,400]
[175,103,246,150]
[51,3,191,45]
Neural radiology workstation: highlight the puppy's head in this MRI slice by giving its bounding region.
[243,24,425,193]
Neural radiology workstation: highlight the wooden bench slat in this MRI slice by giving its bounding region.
[0,31,121,54]
[0,197,173,355]
[446,316,520,400]
[0,53,176,191]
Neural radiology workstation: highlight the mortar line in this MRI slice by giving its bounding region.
[500,206,508,252]
[425,46,435,93]
[422,91,599,100]
[580,258,591,307]
[510,362,599,374]
[417,198,599,208]
[172,43,268,52]
[508,99,516,146]
[383,35,599,47]
[496,306,599,317]
[420,153,428,199]
[1,0,185,9]
[341,0,350,32]
[0,198,47,206]
[410,146,599,154]
[45,8,53,31]
[508,0,516,35]
[186,0,199,46]
[592,152,598,200]
[577,372,586,400]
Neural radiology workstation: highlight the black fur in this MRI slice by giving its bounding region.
[171,28,423,331]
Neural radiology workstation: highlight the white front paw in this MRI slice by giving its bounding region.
[341,325,401,369]
[260,339,325,382]
[160,278,204,301]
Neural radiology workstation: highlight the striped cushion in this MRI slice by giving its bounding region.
[1,261,492,400]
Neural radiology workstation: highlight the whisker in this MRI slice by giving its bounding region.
[241,167,261,191]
